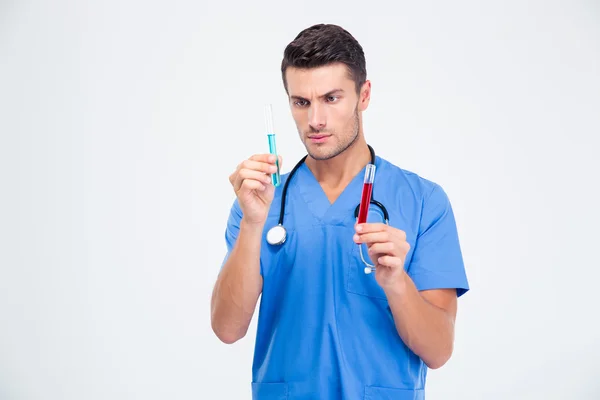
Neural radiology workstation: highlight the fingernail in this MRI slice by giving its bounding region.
[355,225,362,232]
[353,234,359,242]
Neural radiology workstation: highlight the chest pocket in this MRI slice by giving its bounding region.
[345,243,389,300]
[345,226,416,300]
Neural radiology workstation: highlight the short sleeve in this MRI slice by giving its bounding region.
[407,184,469,297]
[220,199,243,269]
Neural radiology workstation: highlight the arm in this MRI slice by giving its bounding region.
[211,154,280,344]
[355,183,469,368]
[211,218,264,344]
[384,277,457,369]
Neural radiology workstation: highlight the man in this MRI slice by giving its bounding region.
[211,23,469,399]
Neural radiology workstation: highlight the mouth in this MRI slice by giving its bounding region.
[308,135,330,143]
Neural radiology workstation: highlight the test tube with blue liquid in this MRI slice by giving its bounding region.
[264,104,281,187]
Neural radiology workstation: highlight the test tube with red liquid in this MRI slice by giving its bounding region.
[357,164,376,224]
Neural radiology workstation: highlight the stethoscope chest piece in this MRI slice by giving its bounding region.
[266,224,287,246]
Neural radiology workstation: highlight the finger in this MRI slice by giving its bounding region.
[240,178,266,192]
[353,231,391,244]
[270,154,283,170]
[249,154,279,164]
[394,228,407,241]
[376,255,404,269]
[355,223,406,242]
[239,168,273,184]
[238,159,278,175]
[234,169,272,192]
[369,242,410,260]
[355,222,388,233]
[367,242,397,256]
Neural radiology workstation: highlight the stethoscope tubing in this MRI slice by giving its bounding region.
[266,144,390,273]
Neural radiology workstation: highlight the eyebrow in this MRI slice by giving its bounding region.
[290,88,345,101]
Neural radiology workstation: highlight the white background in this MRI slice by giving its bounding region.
[1,1,599,399]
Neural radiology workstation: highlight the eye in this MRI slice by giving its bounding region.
[326,96,339,103]
[294,99,309,107]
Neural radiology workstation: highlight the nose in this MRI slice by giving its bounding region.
[308,103,326,132]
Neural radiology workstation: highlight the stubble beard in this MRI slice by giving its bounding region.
[300,106,360,161]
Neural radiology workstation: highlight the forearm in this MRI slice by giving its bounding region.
[385,272,455,369]
[211,219,264,343]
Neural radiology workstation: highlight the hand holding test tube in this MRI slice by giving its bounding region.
[264,104,281,187]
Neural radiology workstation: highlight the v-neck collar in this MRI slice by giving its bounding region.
[296,156,382,224]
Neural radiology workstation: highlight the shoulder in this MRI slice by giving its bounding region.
[376,156,447,205]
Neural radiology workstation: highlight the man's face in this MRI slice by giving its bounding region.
[285,63,370,160]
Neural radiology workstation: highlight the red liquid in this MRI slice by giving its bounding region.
[357,182,373,224]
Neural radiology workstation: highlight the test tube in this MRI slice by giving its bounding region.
[357,164,376,224]
[264,104,281,187]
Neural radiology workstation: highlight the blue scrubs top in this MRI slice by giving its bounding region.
[222,155,469,400]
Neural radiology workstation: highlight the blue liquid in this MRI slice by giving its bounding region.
[267,134,281,187]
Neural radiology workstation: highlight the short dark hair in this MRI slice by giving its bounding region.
[281,24,367,94]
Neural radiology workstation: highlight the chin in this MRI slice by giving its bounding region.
[306,144,338,161]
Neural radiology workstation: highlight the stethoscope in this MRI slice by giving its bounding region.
[265,145,390,274]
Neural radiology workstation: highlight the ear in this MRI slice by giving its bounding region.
[358,80,371,111]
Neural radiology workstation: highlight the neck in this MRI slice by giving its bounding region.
[305,136,371,190]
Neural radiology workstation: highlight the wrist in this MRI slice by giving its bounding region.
[240,218,265,235]
[382,270,409,298]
